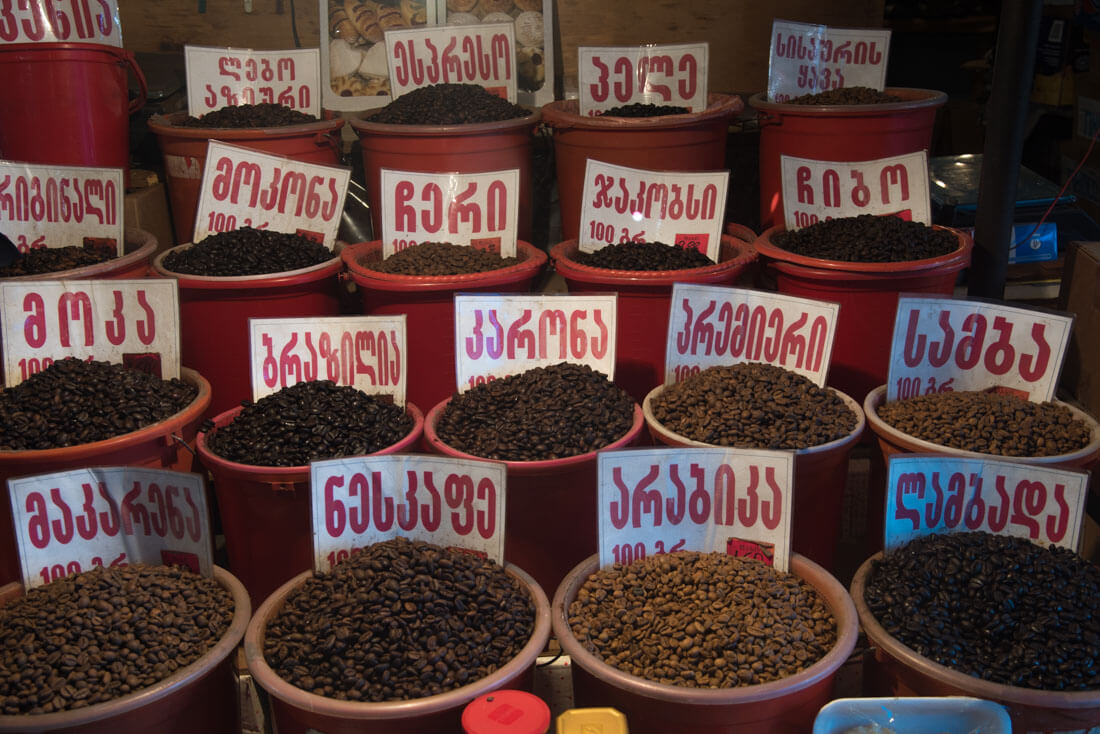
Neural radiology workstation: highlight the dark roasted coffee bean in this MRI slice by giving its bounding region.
[573,241,714,271]
[177,103,318,128]
[600,103,689,117]
[0,246,113,277]
[161,226,335,276]
[364,241,521,275]
[786,86,903,105]
[368,83,531,125]
[771,214,958,263]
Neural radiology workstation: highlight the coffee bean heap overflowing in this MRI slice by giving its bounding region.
[0,564,234,715]
[600,103,690,117]
[569,551,837,688]
[0,358,198,451]
[787,87,903,105]
[369,83,530,125]
[573,241,714,271]
[772,214,958,263]
[263,537,534,702]
[365,241,521,275]
[0,246,113,277]
[178,103,318,128]
[161,227,334,276]
[876,390,1091,457]
[866,531,1100,691]
[435,362,635,461]
[650,363,856,450]
[204,380,413,467]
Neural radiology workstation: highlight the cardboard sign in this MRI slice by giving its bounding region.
[311,454,507,571]
[887,297,1074,402]
[767,19,890,102]
[454,293,617,392]
[0,0,122,46]
[192,141,351,248]
[665,283,839,388]
[8,466,214,589]
[0,161,124,254]
[184,46,321,117]
[379,169,520,258]
[0,279,180,385]
[577,160,727,261]
[249,316,407,406]
[780,151,931,230]
[598,447,794,572]
[578,43,708,116]
[385,23,518,102]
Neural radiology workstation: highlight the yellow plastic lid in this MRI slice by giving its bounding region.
[555,707,629,734]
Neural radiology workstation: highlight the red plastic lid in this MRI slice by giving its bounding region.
[461,690,551,734]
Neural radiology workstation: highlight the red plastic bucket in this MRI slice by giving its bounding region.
[553,553,859,734]
[753,225,973,405]
[348,109,541,243]
[424,398,645,596]
[0,43,147,172]
[244,563,551,734]
[0,367,212,586]
[540,94,743,241]
[549,227,758,403]
[152,246,344,421]
[147,112,345,245]
[751,88,947,230]
[643,383,865,573]
[341,241,548,413]
[2,228,158,283]
[195,401,424,607]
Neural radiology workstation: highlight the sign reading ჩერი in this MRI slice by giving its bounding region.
[577,160,728,262]
[184,46,322,118]
[767,19,891,103]
[597,447,794,573]
[577,42,709,117]
[379,169,520,258]
[0,0,122,46]
[384,23,518,102]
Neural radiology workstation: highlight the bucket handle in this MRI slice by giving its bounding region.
[315,130,343,160]
[164,433,197,459]
[123,48,148,115]
[756,110,782,128]
[269,482,297,493]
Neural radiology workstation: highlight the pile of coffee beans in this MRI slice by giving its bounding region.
[263,537,534,702]
[161,227,335,276]
[368,83,530,125]
[601,103,690,117]
[203,380,413,467]
[0,246,113,277]
[435,362,635,461]
[650,363,857,449]
[365,241,521,275]
[0,564,234,715]
[787,87,902,105]
[771,215,959,263]
[865,531,1100,691]
[876,390,1092,457]
[0,358,199,451]
[569,551,837,687]
[177,103,318,128]
[573,241,714,271]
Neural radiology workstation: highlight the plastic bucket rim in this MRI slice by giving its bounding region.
[749,87,949,116]
[0,227,158,282]
[348,106,541,137]
[147,111,345,139]
[540,93,744,131]
[548,235,758,285]
[243,561,552,720]
[341,240,548,290]
[152,244,344,288]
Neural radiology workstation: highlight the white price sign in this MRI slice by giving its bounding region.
[0,0,122,46]
[767,19,891,102]
[0,161,124,254]
[192,141,351,248]
[380,169,519,258]
[454,293,617,393]
[184,46,321,117]
[0,279,180,386]
[311,454,507,571]
[578,43,709,116]
[887,297,1074,402]
[884,455,1089,554]
[664,283,839,388]
[780,151,931,230]
[385,23,517,102]
[9,466,214,589]
[598,447,794,572]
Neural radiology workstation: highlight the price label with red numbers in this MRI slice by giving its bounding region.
[192,141,351,247]
[780,151,931,230]
[0,0,122,46]
[598,447,794,572]
[664,283,839,388]
[0,161,125,255]
[310,454,507,571]
[249,315,407,406]
[380,168,519,258]
[385,23,517,102]
[454,293,617,392]
[887,296,1074,402]
[8,466,214,589]
[184,45,321,118]
[0,279,180,386]
[884,454,1088,553]
[766,19,891,102]
[577,160,727,261]
[578,43,708,116]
